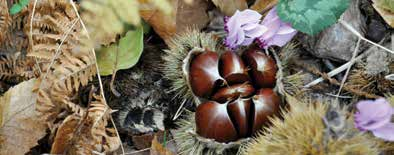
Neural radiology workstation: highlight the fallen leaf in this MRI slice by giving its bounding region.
[82,0,140,45]
[211,0,247,16]
[250,0,277,12]
[139,0,177,44]
[96,27,144,76]
[150,136,175,155]
[176,0,210,33]
[50,115,79,154]
[0,79,47,155]
[139,0,210,44]
[373,0,394,28]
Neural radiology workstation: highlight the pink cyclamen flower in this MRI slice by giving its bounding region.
[224,9,267,49]
[257,7,297,49]
[354,98,394,141]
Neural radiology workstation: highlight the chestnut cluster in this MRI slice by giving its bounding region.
[190,49,281,143]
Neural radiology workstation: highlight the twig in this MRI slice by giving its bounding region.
[295,61,381,99]
[336,38,361,97]
[110,46,121,97]
[68,1,125,154]
[340,20,394,55]
[304,38,387,88]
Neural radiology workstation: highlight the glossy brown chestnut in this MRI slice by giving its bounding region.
[219,51,250,84]
[227,99,252,138]
[195,101,238,143]
[190,51,224,98]
[251,88,280,133]
[212,83,255,103]
[242,49,277,88]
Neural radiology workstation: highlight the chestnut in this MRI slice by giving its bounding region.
[227,99,252,138]
[189,51,224,98]
[195,101,238,143]
[212,83,255,103]
[219,51,250,84]
[251,88,280,133]
[242,49,277,88]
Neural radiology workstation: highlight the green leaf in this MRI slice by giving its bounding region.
[10,4,23,15]
[96,26,144,76]
[277,0,349,35]
[19,0,30,6]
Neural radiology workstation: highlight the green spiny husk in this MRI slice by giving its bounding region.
[162,29,220,105]
[242,95,382,155]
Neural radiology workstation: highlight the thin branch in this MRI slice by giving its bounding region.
[304,38,387,88]
[340,20,394,54]
[336,38,361,97]
[30,0,42,74]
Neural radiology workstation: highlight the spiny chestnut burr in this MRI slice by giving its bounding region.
[189,51,224,98]
[195,101,238,143]
[243,49,277,88]
[219,51,250,84]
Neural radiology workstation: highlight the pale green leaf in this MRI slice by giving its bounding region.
[277,0,349,35]
[96,27,144,76]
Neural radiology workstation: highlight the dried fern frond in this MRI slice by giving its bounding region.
[0,0,11,44]
[25,0,79,63]
[242,96,382,155]
[0,53,38,82]
[162,29,219,105]
[50,95,119,154]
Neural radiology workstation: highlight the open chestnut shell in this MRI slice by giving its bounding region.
[190,50,281,143]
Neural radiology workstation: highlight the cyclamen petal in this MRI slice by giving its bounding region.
[354,98,394,141]
[224,9,264,49]
[257,7,297,49]
[371,123,394,141]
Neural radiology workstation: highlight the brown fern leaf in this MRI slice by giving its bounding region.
[50,95,119,155]
[0,0,11,44]
[0,53,38,82]
[24,0,79,63]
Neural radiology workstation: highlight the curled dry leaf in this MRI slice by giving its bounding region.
[250,0,277,12]
[139,0,209,44]
[211,0,247,16]
[150,136,175,155]
[0,79,47,155]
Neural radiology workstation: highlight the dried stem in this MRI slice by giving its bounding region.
[336,38,361,97]
[295,61,381,99]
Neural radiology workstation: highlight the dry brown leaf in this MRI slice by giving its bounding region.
[139,0,177,44]
[211,0,247,16]
[176,0,209,34]
[139,0,209,44]
[0,79,47,155]
[373,0,394,28]
[250,0,277,12]
[150,136,175,155]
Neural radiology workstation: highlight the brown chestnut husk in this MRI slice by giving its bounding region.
[243,49,277,88]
